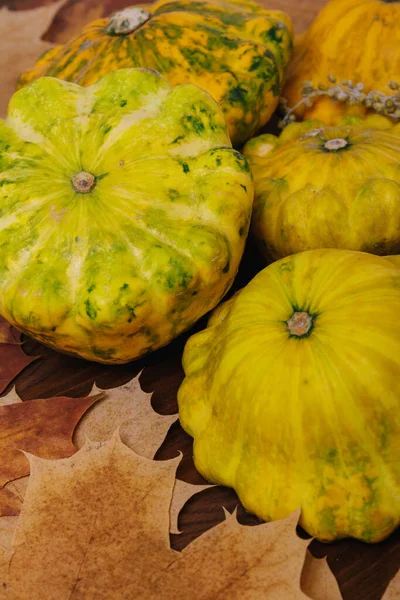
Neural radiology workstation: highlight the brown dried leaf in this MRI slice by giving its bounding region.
[2,476,29,519]
[3,474,201,536]
[0,489,22,517]
[1,375,175,520]
[0,346,38,394]
[0,391,26,517]
[4,477,28,504]
[160,509,310,599]
[74,375,200,537]
[0,318,21,345]
[0,388,103,487]
[0,0,66,117]
[382,570,400,600]
[0,516,17,573]
[0,517,17,554]
[4,472,201,536]
[0,391,24,517]
[2,436,179,598]
[0,435,340,599]
[74,375,177,459]
[301,552,343,600]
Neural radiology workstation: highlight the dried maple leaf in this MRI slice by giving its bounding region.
[0,347,38,395]
[0,516,17,573]
[1,375,177,520]
[0,517,16,554]
[382,570,400,600]
[0,315,39,399]
[0,489,21,518]
[74,375,177,459]
[0,388,103,489]
[4,477,28,504]
[301,552,343,600]
[74,376,209,536]
[0,466,211,556]
[0,391,24,515]
[0,390,24,516]
[0,0,66,117]
[2,473,210,537]
[0,435,342,599]
[2,463,206,536]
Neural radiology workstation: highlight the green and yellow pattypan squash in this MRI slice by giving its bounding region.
[178,248,400,542]
[17,0,294,147]
[0,69,253,363]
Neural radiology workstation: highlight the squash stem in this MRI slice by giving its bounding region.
[324,138,348,151]
[287,312,313,337]
[72,171,96,194]
[106,8,151,36]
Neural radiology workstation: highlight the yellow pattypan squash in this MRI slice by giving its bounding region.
[243,116,400,261]
[178,248,400,542]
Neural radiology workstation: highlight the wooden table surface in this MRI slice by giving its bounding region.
[1,0,399,598]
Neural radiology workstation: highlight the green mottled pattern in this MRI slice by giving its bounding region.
[0,69,253,363]
[17,0,293,147]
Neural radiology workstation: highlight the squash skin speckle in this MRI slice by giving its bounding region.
[178,248,400,542]
[17,0,293,147]
[0,69,253,363]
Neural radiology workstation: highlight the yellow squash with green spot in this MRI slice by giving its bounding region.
[243,116,400,261]
[178,248,400,542]
[0,69,253,363]
[17,0,293,146]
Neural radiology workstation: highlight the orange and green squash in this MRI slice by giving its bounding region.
[242,116,400,261]
[283,0,400,125]
[17,0,293,147]
[178,248,400,542]
[0,68,253,363]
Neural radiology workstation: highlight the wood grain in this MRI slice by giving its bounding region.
[0,0,398,598]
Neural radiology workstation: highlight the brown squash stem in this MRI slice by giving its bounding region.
[287,312,313,337]
[72,171,96,194]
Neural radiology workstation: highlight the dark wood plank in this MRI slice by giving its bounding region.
[0,0,398,598]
